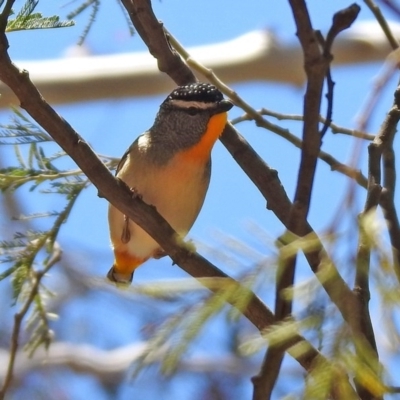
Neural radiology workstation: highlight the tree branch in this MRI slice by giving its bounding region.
[364,0,399,50]
[0,23,350,396]
[264,3,358,397]
[354,151,382,399]
[352,86,400,400]
[378,87,400,282]
[254,4,360,398]
[0,245,61,400]
[379,0,400,19]
[231,109,375,141]
[0,0,15,32]
[0,341,255,386]
[120,0,196,85]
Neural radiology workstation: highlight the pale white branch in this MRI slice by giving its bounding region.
[0,342,253,385]
[0,21,399,108]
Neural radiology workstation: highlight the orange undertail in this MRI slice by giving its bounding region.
[107,250,147,285]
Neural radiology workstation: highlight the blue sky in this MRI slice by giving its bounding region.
[1,0,400,399]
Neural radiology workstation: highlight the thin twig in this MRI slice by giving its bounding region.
[231,108,375,141]
[317,4,361,139]
[258,0,324,393]
[374,87,400,283]
[380,190,400,282]
[353,86,400,400]
[0,183,81,398]
[364,0,399,50]
[0,276,40,399]
[359,0,400,287]
[357,0,399,134]
[0,0,15,32]
[357,60,398,133]
[320,66,335,138]
[387,385,400,393]
[252,236,297,400]
[0,244,61,399]
[259,3,360,399]
[120,0,196,85]
[254,1,334,396]
[379,0,400,17]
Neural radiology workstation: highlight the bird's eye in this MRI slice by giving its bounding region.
[187,107,197,116]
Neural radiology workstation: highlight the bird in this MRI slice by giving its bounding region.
[107,82,233,284]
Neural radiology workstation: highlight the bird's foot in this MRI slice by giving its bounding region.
[153,249,167,259]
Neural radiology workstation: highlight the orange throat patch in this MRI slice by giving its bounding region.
[178,112,228,163]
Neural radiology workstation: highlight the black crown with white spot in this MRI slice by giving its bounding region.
[168,83,223,103]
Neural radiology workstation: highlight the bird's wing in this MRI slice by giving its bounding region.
[115,137,139,176]
[115,149,129,176]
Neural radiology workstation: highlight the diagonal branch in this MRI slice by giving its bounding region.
[0,0,15,31]
[0,341,254,385]
[364,0,399,50]
[353,132,383,400]
[358,1,400,290]
[118,3,372,395]
[0,24,359,399]
[232,109,374,141]
[370,86,400,283]
[0,244,61,400]
[379,0,400,19]
[120,0,195,85]
[352,68,400,400]
[380,152,400,281]
[254,4,360,399]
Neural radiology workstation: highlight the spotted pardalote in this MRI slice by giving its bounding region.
[107,83,233,284]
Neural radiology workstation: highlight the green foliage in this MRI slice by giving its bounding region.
[66,0,134,45]
[66,0,100,44]
[304,358,335,400]
[117,0,135,37]
[0,141,72,193]
[0,110,90,359]
[67,0,99,20]
[130,291,226,377]
[0,105,122,368]
[0,109,52,145]
[128,278,252,378]
[5,0,74,32]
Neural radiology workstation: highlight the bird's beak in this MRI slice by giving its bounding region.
[214,99,233,114]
